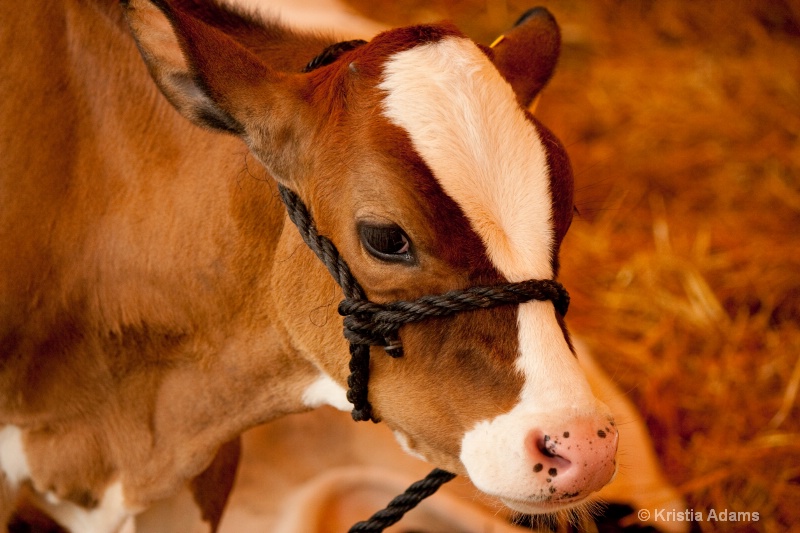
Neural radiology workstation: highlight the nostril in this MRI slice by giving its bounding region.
[530,432,572,472]
[536,434,557,458]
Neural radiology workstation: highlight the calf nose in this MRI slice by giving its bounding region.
[526,416,618,497]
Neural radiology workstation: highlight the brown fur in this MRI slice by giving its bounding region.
[0,0,574,529]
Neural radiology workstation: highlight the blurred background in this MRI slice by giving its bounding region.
[338,1,800,531]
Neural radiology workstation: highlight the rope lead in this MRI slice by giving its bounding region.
[347,469,457,532]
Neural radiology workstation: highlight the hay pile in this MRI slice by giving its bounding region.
[345,1,800,530]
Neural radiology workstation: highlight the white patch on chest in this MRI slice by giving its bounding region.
[302,374,351,411]
[0,425,31,487]
[378,36,554,282]
[392,431,427,462]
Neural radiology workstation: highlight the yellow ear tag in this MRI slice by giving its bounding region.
[489,34,505,48]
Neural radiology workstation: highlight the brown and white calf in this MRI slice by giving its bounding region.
[2,0,621,530]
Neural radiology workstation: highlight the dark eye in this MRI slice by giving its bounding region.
[358,223,414,263]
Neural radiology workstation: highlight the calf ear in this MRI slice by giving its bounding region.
[489,7,561,109]
[123,0,310,184]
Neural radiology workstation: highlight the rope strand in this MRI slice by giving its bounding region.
[339,279,569,348]
[347,469,457,532]
[278,184,375,421]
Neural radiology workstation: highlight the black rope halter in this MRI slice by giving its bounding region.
[278,185,569,420]
[277,184,570,531]
[276,37,571,532]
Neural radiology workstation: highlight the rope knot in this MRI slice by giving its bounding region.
[339,299,404,352]
[337,279,570,362]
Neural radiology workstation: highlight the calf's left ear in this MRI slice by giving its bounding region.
[489,7,561,109]
[124,0,315,187]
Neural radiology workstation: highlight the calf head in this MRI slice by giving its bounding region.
[125,0,617,514]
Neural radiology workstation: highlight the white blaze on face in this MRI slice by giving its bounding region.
[379,36,610,507]
[379,36,553,283]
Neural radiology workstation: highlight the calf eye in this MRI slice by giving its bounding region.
[358,223,414,263]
